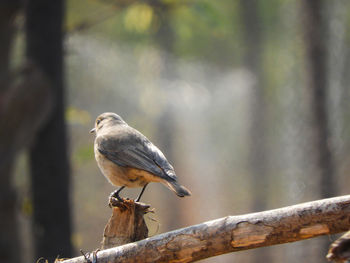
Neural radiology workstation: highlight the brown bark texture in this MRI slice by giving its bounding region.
[101,199,150,249]
[59,195,350,263]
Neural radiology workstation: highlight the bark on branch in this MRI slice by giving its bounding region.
[59,195,350,263]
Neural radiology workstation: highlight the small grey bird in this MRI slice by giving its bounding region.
[90,112,191,202]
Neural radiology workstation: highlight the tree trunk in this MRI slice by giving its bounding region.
[153,1,184,231]
[26,0,73,260]
[0,163,20,263]
[156,109,183,229]
[0,2,21,263]
[239,0,270,261]
[60,195,350,263]
[239,0,268,213]
[301,0,336,198]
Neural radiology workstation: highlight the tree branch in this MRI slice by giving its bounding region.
[59,195,350,263]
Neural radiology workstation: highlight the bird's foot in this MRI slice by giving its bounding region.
[108,189,125,207]
[110,189,124,201]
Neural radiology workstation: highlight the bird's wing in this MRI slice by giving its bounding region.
[96,130,177,181]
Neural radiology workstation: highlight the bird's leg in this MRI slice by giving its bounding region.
[135,183,148,202]
[110,186,125,202]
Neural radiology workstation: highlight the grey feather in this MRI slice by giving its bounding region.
[96,125,177,181]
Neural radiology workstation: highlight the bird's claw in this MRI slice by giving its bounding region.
[108,190,125,207]
[109,189,124,201]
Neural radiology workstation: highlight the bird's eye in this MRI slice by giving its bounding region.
[97,119,101,125]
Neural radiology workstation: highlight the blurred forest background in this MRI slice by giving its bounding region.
[1,0,350,262]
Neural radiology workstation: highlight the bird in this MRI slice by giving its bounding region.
[90,112,191,202]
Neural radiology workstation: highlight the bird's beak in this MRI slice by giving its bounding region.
[90,128,96,134]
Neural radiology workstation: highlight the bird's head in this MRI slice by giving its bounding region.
[90,112,126,134]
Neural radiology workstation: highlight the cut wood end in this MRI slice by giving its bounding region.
[102,199,152,249]
[109,198,151,212]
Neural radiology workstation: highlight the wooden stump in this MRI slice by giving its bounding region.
[101,199,151,249]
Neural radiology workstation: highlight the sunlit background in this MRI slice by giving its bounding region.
[7,0,350,262]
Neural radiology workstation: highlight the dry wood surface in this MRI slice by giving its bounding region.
[58,195,350,263]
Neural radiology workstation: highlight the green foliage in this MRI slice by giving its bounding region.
[66,107,92,125]
[73,145,95,165]
[123,3,154,33]
[65,0,244,64]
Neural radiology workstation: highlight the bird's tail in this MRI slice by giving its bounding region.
[163,179,191,197]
